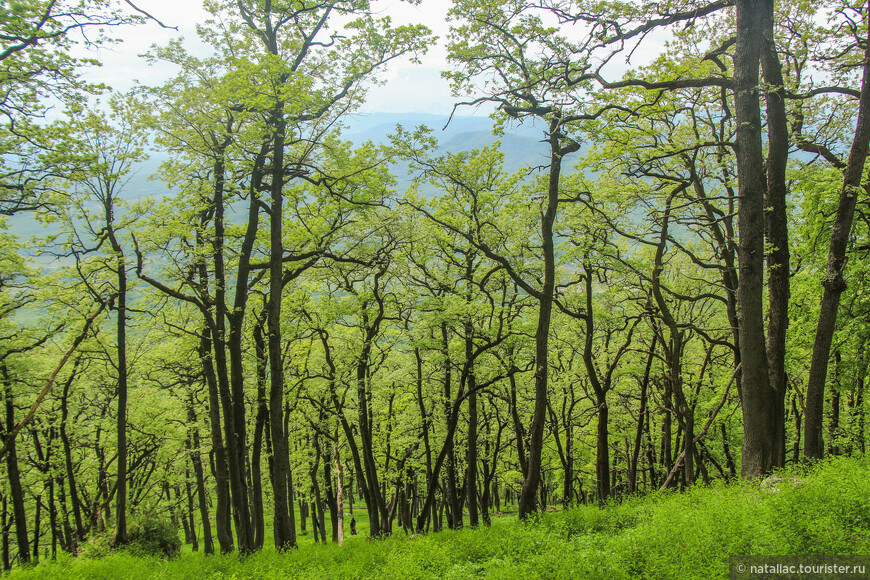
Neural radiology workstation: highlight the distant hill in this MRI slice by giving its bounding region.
[341,112,570,195]
[7,113,575,246]
[341,112,552,173]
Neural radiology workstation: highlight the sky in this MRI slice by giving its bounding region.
[83,0,460,115]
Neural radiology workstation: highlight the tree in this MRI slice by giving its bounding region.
[43,95,148,545]
[221,0,430,550]
[804,2,870,459]
[0,0,138,215]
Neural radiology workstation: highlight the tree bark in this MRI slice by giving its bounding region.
[106,210,129,547]
[199,328,233,553]
[804,12,870,460]
[760,0,791,469]
[519,113,578,519]
[250,309,268,550]
[629,341,655,493]
[465,320,479,527]
[2,373,29,565]
[186,400,214,555]
[734,0,776,478]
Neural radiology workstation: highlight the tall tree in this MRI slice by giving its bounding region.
[46,95,148,544]
[804,2,870,459]
[229,0,430,549]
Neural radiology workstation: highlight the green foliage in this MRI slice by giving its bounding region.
[76,516,181,561]
[77,531,115,560]
[125,516,183,559]
[10,456,868,579]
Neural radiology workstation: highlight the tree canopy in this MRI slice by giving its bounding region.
[0,0,868,569]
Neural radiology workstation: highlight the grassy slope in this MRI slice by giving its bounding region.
[11,456,869,580]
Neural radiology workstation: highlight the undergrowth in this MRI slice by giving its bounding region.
[9,456,868,579]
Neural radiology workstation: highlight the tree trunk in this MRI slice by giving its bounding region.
[760,0,791,469]
[108,224,129,547]
[629,343,655,493]
[519,114,577,518]
[414,348,434,531]
[829,350,843,456]
[2,377,30,565]
[184,478,199,552]
[804,12,870,460]
[334,438,345,545]
[250,310,268,550]
[59,361,85,547]
[465,320,479,527]
[186,401,214,555]
[251,13,295,549]
[199,329,233,553]
[2,496,9,571]
[212,154,254,554]
[734,0,776,478]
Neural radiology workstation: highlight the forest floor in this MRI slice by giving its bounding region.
[8,456,869,579]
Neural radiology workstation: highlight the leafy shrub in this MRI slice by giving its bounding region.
[77,530,114,560]
[125,516,182,559]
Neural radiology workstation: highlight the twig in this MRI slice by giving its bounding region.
[124,1,178,30]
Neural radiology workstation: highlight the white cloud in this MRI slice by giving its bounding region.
[77,0,457,113]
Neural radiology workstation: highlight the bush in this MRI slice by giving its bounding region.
[125,516,182,559]
[77,531,114,560]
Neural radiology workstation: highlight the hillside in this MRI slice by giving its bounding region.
[9,457,868,580]
[342,112,554,172]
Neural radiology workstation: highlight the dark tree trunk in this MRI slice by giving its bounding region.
[199,329,233,553]
[107,220,129,547]
[465,320,479,527]
[414,348,435,531]
[186,401,214,555]
[829,351,842,456]
[509,369,527,476]
[645,404,657,489]
[324,452,339,543]
[32,496,41,563]
[518,115,570,519]
[47,476,58,560]
[59,361,85,546]
[414,385,466,533]
[721,423,737,480]
[2,496,9,571]
[804,13,870,460]
[184,478,199,552]
[734,0,776,478]
[519,113,582,518]
[760,0,791,469]
[266,107,294,550]
[57,474,72,553]
[250,309,268,550]
[629,343,655,493]
[211,153,254,554]
[2,376,29,565]
[442,323,462,530]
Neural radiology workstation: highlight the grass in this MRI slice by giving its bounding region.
[9,456,869,579]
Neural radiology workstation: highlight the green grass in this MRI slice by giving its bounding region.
[10,456,869,579]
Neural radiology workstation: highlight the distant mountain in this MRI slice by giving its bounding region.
[342,112,559,182]
[7,113,575,246]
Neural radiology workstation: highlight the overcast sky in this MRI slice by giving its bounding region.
[84,0,459,115]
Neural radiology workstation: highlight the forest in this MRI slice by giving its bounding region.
[0,0,868,573]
